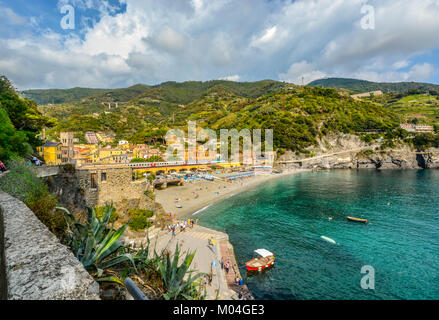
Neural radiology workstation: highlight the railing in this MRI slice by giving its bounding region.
[124,277,148,300]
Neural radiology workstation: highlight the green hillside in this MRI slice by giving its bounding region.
[84,84,151,103]
[44,84,400,154]
[21,87,110,104]
[309,78,439,94]
[364,92,439,125]
[24,80,289,106]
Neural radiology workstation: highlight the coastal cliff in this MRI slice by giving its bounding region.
[277,134,439,170]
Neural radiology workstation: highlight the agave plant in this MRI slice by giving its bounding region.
[156,244,207,300]
[57,205,136,273]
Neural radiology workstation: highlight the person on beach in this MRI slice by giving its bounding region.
[195,218,199,225]
[220,258,224,270]
[0,161,6,172]
[225,261,230,273]
[210,237,217,253]
[172,226,176,237]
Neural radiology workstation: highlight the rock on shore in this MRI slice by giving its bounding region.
[277,134,439,170]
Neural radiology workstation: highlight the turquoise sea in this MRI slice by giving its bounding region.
[196,170,439,300]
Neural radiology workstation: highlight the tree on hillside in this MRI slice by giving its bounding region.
[0,75,54,160]
[0,109,30,160]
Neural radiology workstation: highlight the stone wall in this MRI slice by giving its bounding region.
[0,208,6,300]
[0,191,100,300]
[46,165,165,223]
[76,166,148,207]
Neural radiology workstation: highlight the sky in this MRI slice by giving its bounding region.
[1,0,439,90]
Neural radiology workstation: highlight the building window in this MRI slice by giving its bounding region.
[91,173,98,188]
[101,172,107,182]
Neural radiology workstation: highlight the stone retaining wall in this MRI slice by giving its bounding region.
[0,191,100,300]
[0,209,6,299]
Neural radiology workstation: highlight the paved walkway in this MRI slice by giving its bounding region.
[125,224,238,300]
[219,240,254,300]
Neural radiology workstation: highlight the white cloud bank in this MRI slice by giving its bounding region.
[1,0,439,89]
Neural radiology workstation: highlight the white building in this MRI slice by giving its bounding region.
[118,140,129,146]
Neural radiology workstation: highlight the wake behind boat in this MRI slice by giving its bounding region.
[246,249,275,272]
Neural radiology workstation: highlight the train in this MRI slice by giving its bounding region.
[127,159,227,168]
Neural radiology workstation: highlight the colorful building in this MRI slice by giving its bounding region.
[37,141,62,166]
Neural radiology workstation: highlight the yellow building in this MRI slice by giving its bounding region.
[37,141,62,166]
[89,148,126,163]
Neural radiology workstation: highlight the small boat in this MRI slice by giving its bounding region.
[246,249,275,272]
[321,235,336,244]
[347,216,368,224]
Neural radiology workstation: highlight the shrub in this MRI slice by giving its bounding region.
[59,205,136,271]
[95,206,118,223]
[157,244,206,300]
[0,157,64,237]
[131,158,148,163]
[128,209,154,231]
[144,189,156,200]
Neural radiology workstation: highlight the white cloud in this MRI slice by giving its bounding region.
[0,7,27,25]
[251,26,277,47]
[148,26,186,53]
[220,75,240,81]
[279,61,327,85]
[407,63,435,81]
[393,60,409,70]
[1,0,439,89]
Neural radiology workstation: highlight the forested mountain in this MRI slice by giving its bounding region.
[41,82,400,154]
[23,80,290,105]
[21,87,110,105]
[309,78,439,94]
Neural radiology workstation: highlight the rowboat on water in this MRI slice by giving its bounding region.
[246,249,275,272]
[347,216,368,223]
[321,235,336,244]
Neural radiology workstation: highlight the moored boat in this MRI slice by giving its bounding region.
[347,216,368,223]
[246,249,275,272]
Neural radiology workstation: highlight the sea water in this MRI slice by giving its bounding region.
[197,170,439,300]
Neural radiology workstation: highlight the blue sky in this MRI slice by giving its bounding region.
[1,0,439,89]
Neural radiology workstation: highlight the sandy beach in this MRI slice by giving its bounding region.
[155,169,308,219]
[122,169,309,299]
